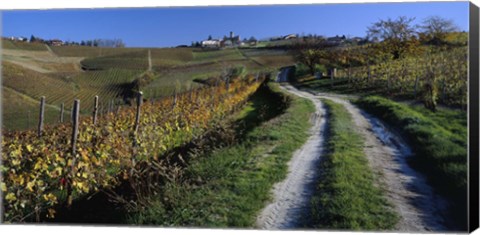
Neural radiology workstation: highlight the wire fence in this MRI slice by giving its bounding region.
[3,97,127,131]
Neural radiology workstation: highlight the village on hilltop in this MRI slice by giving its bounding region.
[4,31,369,49]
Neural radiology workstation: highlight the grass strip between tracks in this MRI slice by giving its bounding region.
[310,99,398,230]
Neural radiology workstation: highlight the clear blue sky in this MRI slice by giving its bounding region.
[1,2,469,48]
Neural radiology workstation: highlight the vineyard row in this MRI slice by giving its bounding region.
[1,74,267,222]
[336,48,468,107]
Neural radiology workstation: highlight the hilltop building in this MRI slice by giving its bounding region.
[221,31,241,47]
[201,39,221,48]
[47,39,64,46]
[8,36,28,42]
[201,31,247,48]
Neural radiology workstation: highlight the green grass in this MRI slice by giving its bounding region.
[408,103,467,140]
[126,82,315,227]
[354,96,467,230]
[310,99,398,230]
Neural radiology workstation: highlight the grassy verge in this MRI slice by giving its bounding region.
[126,82,315,227]
[310,99,398,230]
[354,96,467,230]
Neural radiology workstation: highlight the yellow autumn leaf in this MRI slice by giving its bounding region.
[11,159,21,166]
[18,176,25,185]
[34,160,43,170]
[43,193,57,203]
[55,167,63,175]
[26,144,33,153]
[26,181,35,192]
[1,182,6,192]
[5,193,16,202]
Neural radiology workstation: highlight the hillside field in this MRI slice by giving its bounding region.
[2,43,294,130]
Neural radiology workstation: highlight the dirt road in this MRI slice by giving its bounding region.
[256,84,448,231]
[256,85,328,229]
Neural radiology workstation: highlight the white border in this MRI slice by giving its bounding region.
[0,0,474,10]
[0,0,478,235]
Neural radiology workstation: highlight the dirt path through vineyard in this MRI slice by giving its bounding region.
[255,84,328,229]
[256,84,448,231]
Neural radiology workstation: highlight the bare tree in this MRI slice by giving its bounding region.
[419,16,459,45]
[367,16,418,59]
[291,38,329,76]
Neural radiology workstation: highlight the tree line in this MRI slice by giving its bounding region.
[290,16,466,112]
[29,35,125,47]
[292,15,464,77]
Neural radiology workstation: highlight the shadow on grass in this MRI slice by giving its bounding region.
[233,83,288,140]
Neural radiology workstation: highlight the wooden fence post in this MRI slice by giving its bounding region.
[67,99,80,207]
[60,103,65,123]
[134,91,143,133]
[110,100,114,113]
[93,96,99,125]
[38,96,45,137]
[71,99,80,155]
[173,89,177,110]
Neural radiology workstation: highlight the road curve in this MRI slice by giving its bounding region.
[289,85,449,232]
[255,84,328,229]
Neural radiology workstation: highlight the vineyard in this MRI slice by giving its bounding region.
[1,39,48,51]
[2,42,295,132]
[192,48,245,63]
[335,47,468,107]
[2,87,61,130]
[81,50,150,70]
[150,48,194,68]
[1,74,265,222]
[2,60,145,129]
[49,46,144,58]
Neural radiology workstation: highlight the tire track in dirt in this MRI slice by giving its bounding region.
[255,84,328,229]
[298,86,449,232]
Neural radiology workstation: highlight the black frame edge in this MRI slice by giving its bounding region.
[469,1,480,233]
